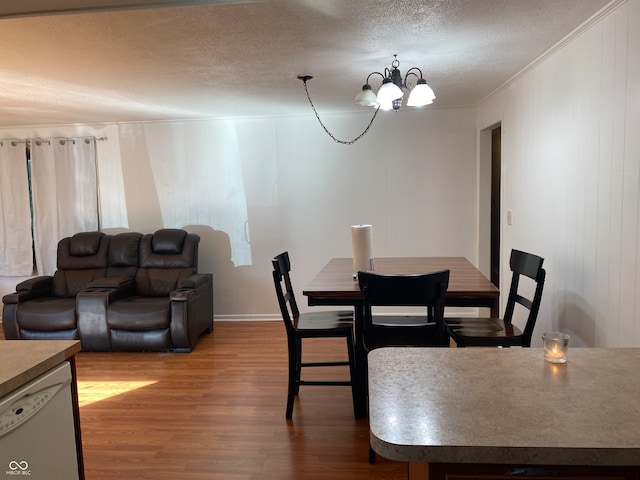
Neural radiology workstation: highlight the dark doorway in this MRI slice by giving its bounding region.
[490,126,501,288]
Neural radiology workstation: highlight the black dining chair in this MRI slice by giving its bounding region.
[445,249,545,348]
[358,269,451,351]
[272,252,357,419]
[358,269,450,463]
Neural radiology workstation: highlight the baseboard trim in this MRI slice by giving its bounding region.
[214,314,281,322]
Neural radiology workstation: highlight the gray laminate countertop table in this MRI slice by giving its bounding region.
[0,340,81,397]
[368,347,640,466]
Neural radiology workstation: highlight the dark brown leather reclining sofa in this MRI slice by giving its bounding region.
[2,229,213,352]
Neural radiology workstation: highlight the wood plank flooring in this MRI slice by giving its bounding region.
[60,321,406,479]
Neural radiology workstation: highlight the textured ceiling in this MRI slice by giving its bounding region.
[0,0,613,127]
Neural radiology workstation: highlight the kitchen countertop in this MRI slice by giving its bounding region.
[368,347,640,466]
[0,340,81,397]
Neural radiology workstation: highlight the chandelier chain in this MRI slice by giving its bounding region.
[301,80,379,145]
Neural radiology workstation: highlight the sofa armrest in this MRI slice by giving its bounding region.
[172,274,211,301]
[170,273,213,351]
[17,276,54,292]
[2,276,54,340]
[177,273,210,290]
[3,276,54,304]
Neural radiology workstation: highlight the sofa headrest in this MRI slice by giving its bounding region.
[151,229,187,254]
[138,230,199,270]
[69,232,105,256]
[109,232,142,267]
[57,233,109,272]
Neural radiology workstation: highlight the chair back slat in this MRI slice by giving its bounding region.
[514,294,533,310]
[510,249,544,280]
[272,252,300,332]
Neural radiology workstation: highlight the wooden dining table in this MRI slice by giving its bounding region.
[303,257,499,418]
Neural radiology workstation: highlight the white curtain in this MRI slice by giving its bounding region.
[0,141,33,276]
[31,137,99,275]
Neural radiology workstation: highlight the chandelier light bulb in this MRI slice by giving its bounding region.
[376,80,403,105]
[407,79,436,107]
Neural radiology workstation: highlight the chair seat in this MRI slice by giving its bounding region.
[445,317,504,330]
[446,317,523,344]
[294,310,353,332]
[372,315,435,327]
[368,317,441,349]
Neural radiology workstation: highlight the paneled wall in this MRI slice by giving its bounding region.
[478,0,640,346]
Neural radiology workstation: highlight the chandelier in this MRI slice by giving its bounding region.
[298,55,435,145]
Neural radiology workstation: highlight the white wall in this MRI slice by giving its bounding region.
[3,1,637,347]
[478,0,640,346]
[0,106,479,319]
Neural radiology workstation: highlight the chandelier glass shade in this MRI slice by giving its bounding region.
[375,79,404,105]
[353,85,377,107]
[407,79,436,106]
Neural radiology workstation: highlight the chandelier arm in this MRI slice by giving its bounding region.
[404,67,424,86]
[301,78,380,145]
[365,71,385,84]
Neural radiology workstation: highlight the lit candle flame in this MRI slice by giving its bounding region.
[548,344,564,359]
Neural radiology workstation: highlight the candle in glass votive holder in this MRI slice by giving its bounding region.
[542,332,570,364]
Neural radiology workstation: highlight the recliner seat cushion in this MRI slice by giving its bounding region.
[16,297,77,330]
[109,328,172,351]
[108,297,171,331]
[20,329,78,340]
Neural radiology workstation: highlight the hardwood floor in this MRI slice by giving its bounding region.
[64,321,407,479]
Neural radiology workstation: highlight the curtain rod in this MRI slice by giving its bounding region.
[0,136,108,147]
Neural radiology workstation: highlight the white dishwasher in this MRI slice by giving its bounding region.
[0,361,79,479]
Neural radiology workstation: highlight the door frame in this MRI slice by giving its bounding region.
[478,122,502,291]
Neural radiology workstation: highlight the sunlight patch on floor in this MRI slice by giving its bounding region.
[77,380,158,407]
